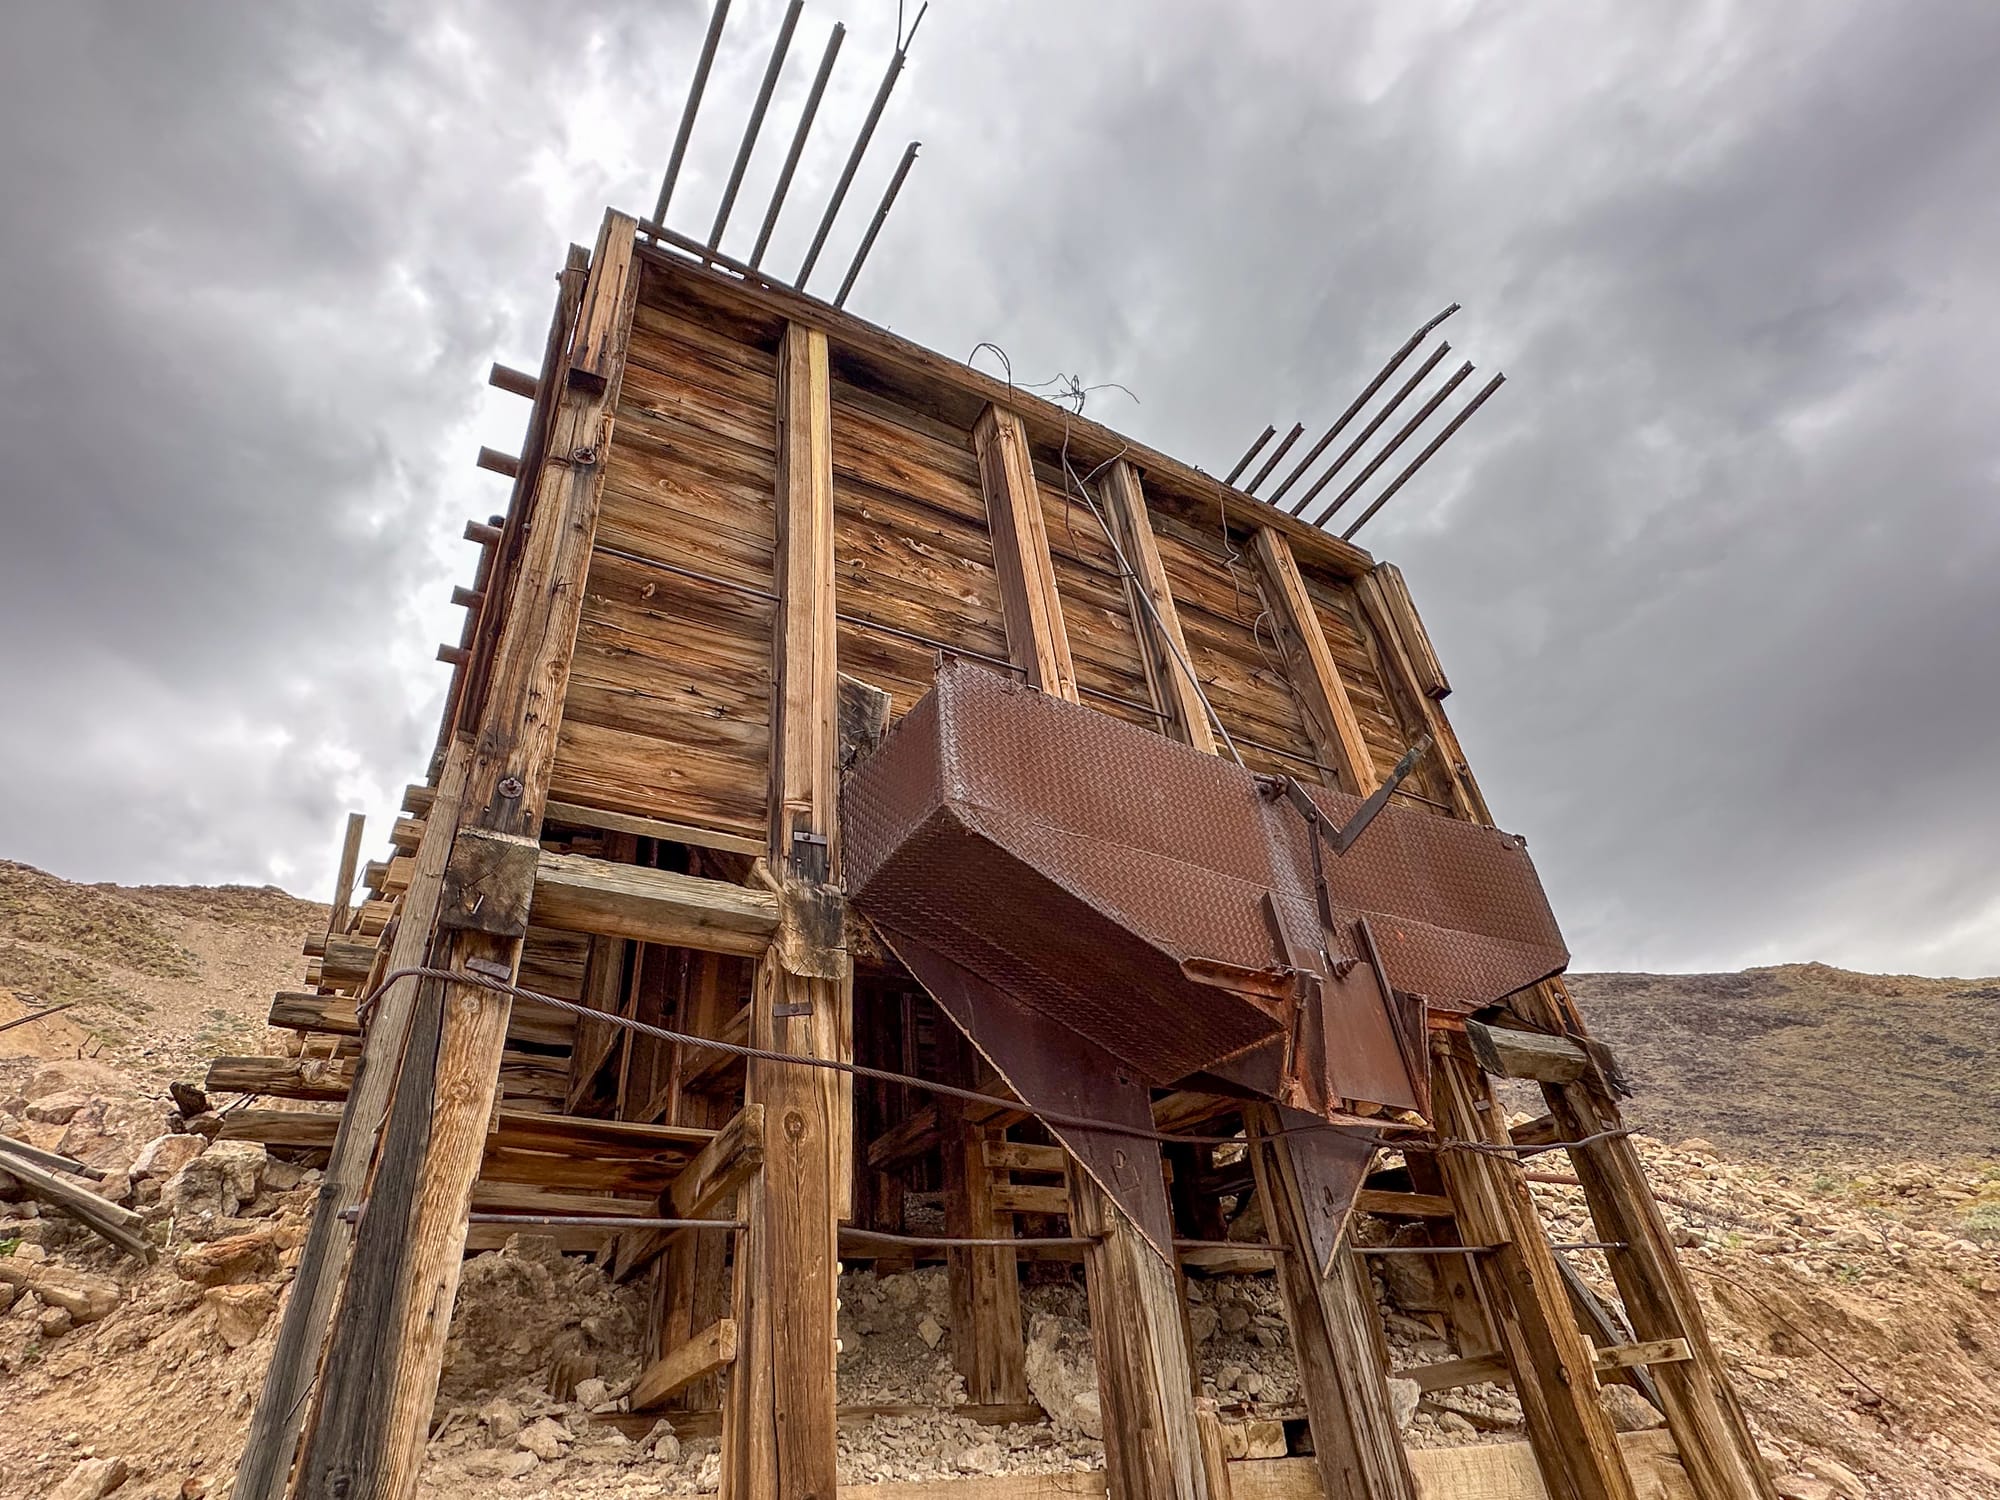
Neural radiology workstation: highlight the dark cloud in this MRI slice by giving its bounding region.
[2,1,1994,974]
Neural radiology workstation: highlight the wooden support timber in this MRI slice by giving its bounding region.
[232,209,1762,1500]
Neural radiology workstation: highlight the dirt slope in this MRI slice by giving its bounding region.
[0,863,1996,1500]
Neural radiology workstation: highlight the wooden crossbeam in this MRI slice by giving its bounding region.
[633,1318,739,1410]
[529,850,780,953]
[1353,1188,1456,1219]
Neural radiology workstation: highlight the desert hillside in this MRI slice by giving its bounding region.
[0,860,1996,1500]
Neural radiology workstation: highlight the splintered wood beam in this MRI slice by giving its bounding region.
[294,209,644,1500]
[1372,563,1450,700]
[529,850,781,954]
[1100,459,1216,754]
[1352,1188,1456,1219]
[1464,1020,1595,1085]
[632,1318,739,1411]
[542,799,766,858]
[670,1103,766,1218]
[1351,568,1486,822]
[973,405,1078,702]
[1248,528,1375,795]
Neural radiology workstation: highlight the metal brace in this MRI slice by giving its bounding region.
[1258,733,1432,863]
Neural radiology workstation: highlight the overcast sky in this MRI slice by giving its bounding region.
[2,1,1995,977]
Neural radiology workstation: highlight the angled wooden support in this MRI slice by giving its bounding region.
[1249,527,1374,795]
[1247,1107,1416,1500]
[1514,987,1777,1500]
[1100,459,1216,753]
[634,1318,740,1411]
[293,209,644,1500]
[1427,1043,1639,1500]
[326,812,367,937]
[973,404,1077,700]
[1351,568,1486,822]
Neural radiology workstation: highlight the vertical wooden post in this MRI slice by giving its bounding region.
[1429,1045,1638,1500]
[1249,528,1375,794]
[973,405,1076,699]
[1071,1169,1212,1500]
[234,743,470,1500]
[724,319,842,1500]
[296,209,644,1500]
[1100,459,1216,753]
[1247,1106,1418,1500]
[937,1029,1028,1405]
[971,405,1210,1498]
[326,811,367,937]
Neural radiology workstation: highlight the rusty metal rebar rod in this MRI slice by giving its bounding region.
[706,0,804,252]
[797,7,926,289]
[749,22,846,269]
[1243,421,1306,494]
[834,140,919,308]
[1341,371,1507,540]
[1274,302,1459,509]
[651,0,732,232]
[1306,361,1475,528]
[1288,342,1452,515]
[1223,425,1277,485]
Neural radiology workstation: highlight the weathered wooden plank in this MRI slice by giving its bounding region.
[974,405,1077,701]
[530,850,780,954]
[632,1317,739,1410]
[1100,460,1216,753]
[1249,529,1374,794]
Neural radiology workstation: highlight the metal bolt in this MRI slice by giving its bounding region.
[498,776,524,799]
[572,445,598,466]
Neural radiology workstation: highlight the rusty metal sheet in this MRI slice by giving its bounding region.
[845,660,1567,1117]
[884,927,1176,1262]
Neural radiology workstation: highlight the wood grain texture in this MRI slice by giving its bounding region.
[973,405,1077,701]
[1248,528,1374,795]
[1100,460,1217,753]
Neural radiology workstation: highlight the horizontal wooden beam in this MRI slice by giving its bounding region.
[1464,1020,1595,1085]
[530,850,781,954]
[488,362,541,400]
[541,799,766,857]
[1402,1338,1696,1396]
[1353,1188,1456,1219]
[989,1182,1070,1217]
[981,1140,1067,1175]
[475,446,521,479]
[632,1317,738,1410]
[867,1104,938,1171]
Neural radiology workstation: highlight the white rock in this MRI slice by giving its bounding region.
[1600,1383,1665,1433]
[50,1457,129,1500]
[131,1133,206,1181]
[916,1314,944,1349]
[574,1376,611,1411]
[1801,1456,1867,1500]
[517,1416,571,1461]
[1387,1377,1420,1432]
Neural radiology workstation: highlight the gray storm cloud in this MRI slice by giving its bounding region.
[1,0,1994,975]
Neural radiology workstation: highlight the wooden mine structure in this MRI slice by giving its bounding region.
[216,207,1777,1500]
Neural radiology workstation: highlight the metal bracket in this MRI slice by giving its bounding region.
[1258,733,1431,861]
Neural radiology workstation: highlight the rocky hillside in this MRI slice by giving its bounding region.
[1570,964,2000,1163]
[0,861,1996,1500]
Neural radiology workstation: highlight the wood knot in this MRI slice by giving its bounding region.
[784,1108,808,1142]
